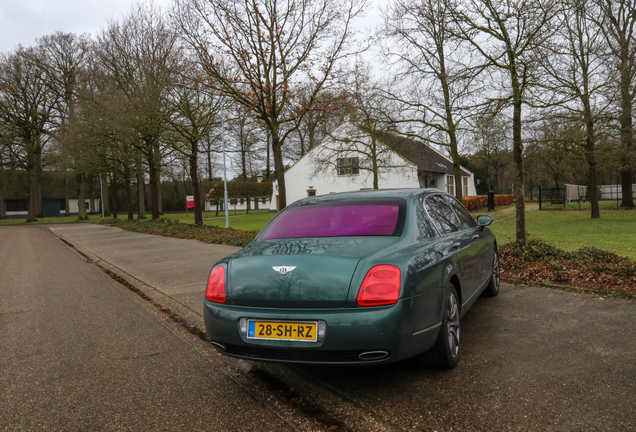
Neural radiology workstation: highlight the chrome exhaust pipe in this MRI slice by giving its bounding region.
[210,341,227,351]
[358,350,389,361]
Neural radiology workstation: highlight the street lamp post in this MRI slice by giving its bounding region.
[174,83,229,228]
[99,173,105,220]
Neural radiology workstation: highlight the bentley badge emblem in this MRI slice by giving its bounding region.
[273,266,296,275]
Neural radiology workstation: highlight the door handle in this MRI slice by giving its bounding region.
[452,242,461,248]
[472,234,480,240]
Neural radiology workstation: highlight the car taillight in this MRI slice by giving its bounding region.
[357,265,401,307]
[206,266,226,303]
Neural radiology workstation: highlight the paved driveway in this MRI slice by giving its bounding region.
[48,223,636,431]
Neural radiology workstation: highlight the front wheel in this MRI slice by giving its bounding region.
[482,246,500,297]
[418,284,460,369]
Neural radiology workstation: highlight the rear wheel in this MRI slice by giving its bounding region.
[482,246,500,297]
[418,284,460,369]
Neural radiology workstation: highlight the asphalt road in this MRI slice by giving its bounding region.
[0,226,293,431]
[2,223,636,432]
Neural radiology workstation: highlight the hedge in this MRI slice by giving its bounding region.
[462,194,514,212]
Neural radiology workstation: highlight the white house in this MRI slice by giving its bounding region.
[4,198,101,218]
[204,196,272,212]
[269,122,476,211]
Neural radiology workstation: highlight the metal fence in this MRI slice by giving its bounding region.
[539,187,566,210]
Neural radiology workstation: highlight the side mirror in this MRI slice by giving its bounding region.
[477,215,493,228]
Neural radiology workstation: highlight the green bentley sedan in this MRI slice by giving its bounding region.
[203,189,499,368]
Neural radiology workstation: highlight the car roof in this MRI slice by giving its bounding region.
[289,188,444,207]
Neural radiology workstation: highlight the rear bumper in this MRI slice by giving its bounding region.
[203,300,440,365]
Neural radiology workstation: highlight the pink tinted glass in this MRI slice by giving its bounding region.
[261,204,400,239]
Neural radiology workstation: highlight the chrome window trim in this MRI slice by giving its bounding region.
[421,193,463,238]
[443,195,477,230]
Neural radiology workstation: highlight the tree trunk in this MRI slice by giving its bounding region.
[64,170,70,216]
[189,152,203,225]
[26,149,38,222]
[449,127,462,201]
[124,167,133,221]
[620,163,634,207]
[207,150,213,182]
[35,168,43,218]
[266,133,271,179]
[512,85,527,244]
[583,100,600,219]
[618,53,635,208]
[372,138,379,189]
[76,173,87,221]
[101,173,111,217]
[0,172,5,219]
[241,147,247,181]
[155,143,163,215]
[89,180,96,214]
[271,130,287,210]
[148,153,159,220]
[137,169,146,219]
[111,174,118,219]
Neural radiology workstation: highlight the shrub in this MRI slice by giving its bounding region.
[462,194,514,211]
[495,194,514,206]
[462,195,487,212]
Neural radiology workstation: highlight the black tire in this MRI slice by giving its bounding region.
[418,284,461,369]
[482,246,500,297]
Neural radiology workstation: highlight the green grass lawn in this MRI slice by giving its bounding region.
[489,208,636,260]
[0,214,103,226]
[161,210,276,232]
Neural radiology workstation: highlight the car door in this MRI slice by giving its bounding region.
[444,196,491,293]
[423,195,480,300]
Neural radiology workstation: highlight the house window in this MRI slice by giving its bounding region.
[446,175,455,195]
[337,157,359,175]
[307,189,316,197]
[463,177,468,197]
[240,198,244,205]
[262,197,267,204]
[230,198,237,205]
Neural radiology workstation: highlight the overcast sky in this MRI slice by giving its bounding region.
[0,0,173,53]
[0,0,382,54]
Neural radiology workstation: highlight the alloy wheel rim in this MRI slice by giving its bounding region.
[447,291,460,358]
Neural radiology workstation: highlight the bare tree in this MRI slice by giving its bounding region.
[165,80,221,224]
[96,3,181,219]
[173,0,366,210]
[288,85,348,160]
[38,32,91,219]
[382,0,480,201]
[451,0,560,244]
[591,0,636,208]
[74,52,136,220]
[539,0,611,218]
[0,46,58,221]
[469,110,511,192]
[227,107,264,182]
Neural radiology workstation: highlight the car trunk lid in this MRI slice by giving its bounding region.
[227,237,397,308]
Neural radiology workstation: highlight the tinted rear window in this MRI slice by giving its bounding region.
[260,199,406,239]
